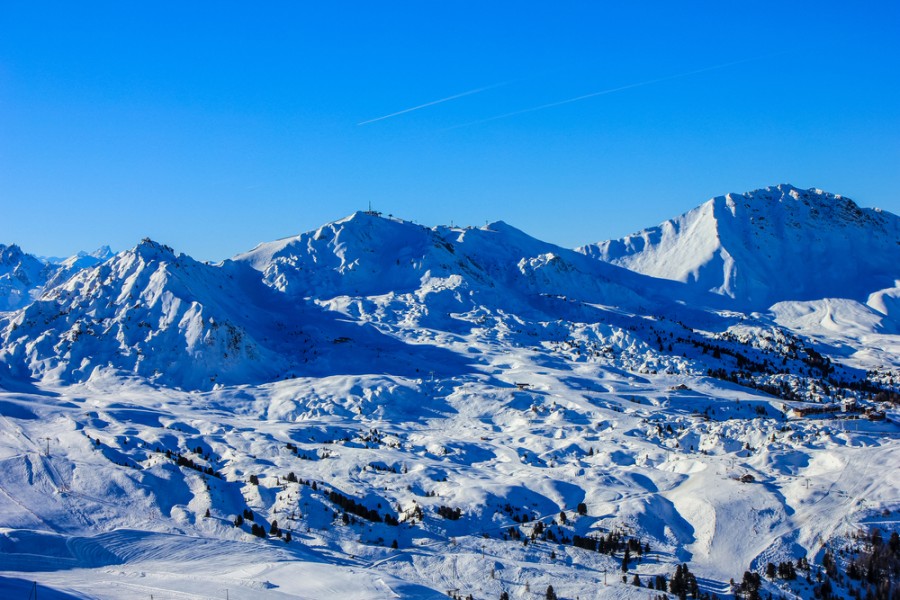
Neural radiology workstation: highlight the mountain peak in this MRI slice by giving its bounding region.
[723,184,857,210]
[581,185,900,309]
[132,238,177,261]
[0,244,49,311]
[89,245,114,260]
[0,243,25,264]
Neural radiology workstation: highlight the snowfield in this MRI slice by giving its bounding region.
[1,186,899,599]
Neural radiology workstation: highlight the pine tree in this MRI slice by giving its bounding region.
[671,564,685,598]
[741,570,761,600]
[546,584,558,600]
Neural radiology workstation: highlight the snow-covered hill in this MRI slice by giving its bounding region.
[580,185,900,310]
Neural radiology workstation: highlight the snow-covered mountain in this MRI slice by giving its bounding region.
[1,195,899,600]
[235,211,722,330]
[0,235,475,390]
[0,239,302,388]
[42,245,114,290]
[1,205,895,392]
[580,184,900,310]
[234,211,653,302]
[0,244,114,312]
[0,243,52,311]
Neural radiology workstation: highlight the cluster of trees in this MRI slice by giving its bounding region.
[284,442,316,460]
[327,489,395,525]
[358,428,387,446]
[437,505,463,520]
[154,447,222,478]
[497,502,535,523]
[680,330,854,402]
[695,330,900,406]
[282,472,319,488]
[493,563,706,600]
[233,510,290,542]
[632,564,714,600]
[233,508,254,526]
[570,531,647,558]
[765,560,798,580]
[844,529,900,600]
[669,564,700,599]
[175,454,220,477]
[368,462,399,474]
[737,571,762,600]
[705,367,802,402]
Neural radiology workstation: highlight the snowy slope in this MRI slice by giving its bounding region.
[580,185,900,310]
[0,342,896,599]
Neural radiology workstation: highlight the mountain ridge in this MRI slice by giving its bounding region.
[579,184,900,310]
[0,243,115,312]
[2,185,899,392]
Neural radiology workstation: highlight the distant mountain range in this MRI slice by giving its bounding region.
[0,244,112,311]
[1,185,898,390]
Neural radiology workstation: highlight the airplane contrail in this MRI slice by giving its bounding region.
[442,52,786,131]
[357,81,509,126]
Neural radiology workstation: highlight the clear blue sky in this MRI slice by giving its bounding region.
[1,2,898,261]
